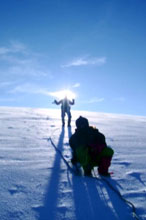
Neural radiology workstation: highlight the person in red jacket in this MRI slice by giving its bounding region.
[54,96,75,127]
[69,116,114,176]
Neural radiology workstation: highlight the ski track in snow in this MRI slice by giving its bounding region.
[0,107,146,220]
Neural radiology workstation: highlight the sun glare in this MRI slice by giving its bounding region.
[50,89,76,100]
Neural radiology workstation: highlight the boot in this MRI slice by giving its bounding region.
[98,157,112,176]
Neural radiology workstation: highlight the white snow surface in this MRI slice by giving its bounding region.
[0,107,146,220]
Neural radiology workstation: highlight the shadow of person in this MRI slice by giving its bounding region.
[72,174,134,220]
[37,128,65,220]
[68,126,73,139]
[67,126,73,161]
[99,177,134,219]
[71,174,117,220]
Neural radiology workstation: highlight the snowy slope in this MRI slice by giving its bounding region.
[0,107,146,220]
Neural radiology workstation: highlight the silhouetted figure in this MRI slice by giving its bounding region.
[54,97,75,127]
[69,116,114,176]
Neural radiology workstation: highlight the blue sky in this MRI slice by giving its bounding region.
[0,0,146,116]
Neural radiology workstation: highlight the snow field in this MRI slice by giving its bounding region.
[0,107,146,220]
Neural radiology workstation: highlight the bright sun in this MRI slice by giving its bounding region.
[50,89,76,100]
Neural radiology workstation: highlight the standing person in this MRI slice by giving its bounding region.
[69,116,114,176]
[53,96,75,127]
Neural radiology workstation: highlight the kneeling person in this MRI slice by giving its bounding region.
[69,116,114,176]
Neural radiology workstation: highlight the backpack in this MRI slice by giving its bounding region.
[87,127,106,159]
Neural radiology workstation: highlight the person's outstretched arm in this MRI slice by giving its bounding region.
[69,99,75,105]
[53,100,62,105]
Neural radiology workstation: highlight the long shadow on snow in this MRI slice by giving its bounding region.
[72,171,134,220]
[38,128,65,220]
[102,178,134,219]
[72,175,117,220]
[68,126,72,139]
[68,128,134,220]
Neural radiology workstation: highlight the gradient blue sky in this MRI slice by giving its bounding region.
[0,0,146,116]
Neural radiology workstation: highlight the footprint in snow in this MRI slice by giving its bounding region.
[9,185,26,195]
